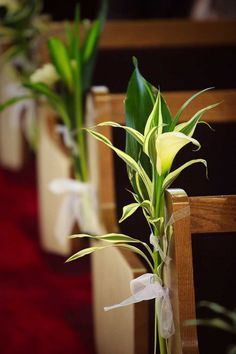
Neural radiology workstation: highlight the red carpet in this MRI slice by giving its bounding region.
[0,159,95,354]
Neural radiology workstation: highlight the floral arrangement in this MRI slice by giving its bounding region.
[0,0,48,77]
[66,58,218,354]
[1,1,107,180]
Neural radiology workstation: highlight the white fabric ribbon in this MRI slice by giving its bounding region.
[104,273,175,339]
[49,178,106,246]
[55,125,79,155]
[150,233,171,265]
[2,83,36,145]
[150,206,191,264]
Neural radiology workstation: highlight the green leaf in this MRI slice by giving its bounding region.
[125,58,155,179]
[119,203,140,223]
[170,87,214,130]
[66,239,154,271]
[0,95,33,112]
[144,91,162,136]
[48,37,73,90]
[66,245,110,262]
[163,159,207,190]
[86,128,152,196]
[186,318,236,334]
[161,94,173,132]
[69,232,142,243]
[199,301,236,322]
[143,126,158,164]
[175,102,220,137]
[82,0,107,92]
[98,121,144,145]
[24,82,71,127]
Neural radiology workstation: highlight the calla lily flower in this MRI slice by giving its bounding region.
[30,63,59,87]
[156,132,200,176]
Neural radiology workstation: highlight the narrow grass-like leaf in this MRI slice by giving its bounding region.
[86,128,152,195]
[175,102,220,137]
[66,245,110,262]
[98,121,144,145]
[186,318,236,334]
[163,159,207,190]
[170,87,214,130]
[199,301,236,322]
[0,95,33,112]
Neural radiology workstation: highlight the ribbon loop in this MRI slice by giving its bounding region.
[104,273,175,339]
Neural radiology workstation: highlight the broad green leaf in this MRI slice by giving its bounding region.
[98,121,144,145]
[119,203,140,223]
[175,102,220,137]
[48,37,73,90]
[163,159,207,190]
[170,87,214,130]
[125,58,155,178]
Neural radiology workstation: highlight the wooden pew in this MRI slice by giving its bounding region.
[165,189,236,354]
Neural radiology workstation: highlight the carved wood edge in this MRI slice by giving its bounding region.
[165,189,199,354]
[95,90,236,124]
[92,89,119,233]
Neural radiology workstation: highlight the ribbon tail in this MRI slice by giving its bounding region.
[158,290,175,339]
[54,194,76,246]
[104,282,162,312]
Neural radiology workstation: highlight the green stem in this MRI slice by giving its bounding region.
[152,169,167,354]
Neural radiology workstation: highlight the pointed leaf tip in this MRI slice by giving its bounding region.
[132,56,138,68]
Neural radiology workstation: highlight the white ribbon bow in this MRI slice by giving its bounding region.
[49,178,106,246]
[104,273,175,339]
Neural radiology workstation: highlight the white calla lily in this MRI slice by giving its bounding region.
[30,63,59,87]
[156,132,200,176]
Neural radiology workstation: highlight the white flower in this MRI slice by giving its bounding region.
[30,63,59,87]
[156,132,200,176]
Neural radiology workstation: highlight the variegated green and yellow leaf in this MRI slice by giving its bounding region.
[97,121,144,145]
[162,159,207,190]
[175,102,220,137]
[119,203,140,223]
[170,87,214,130]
